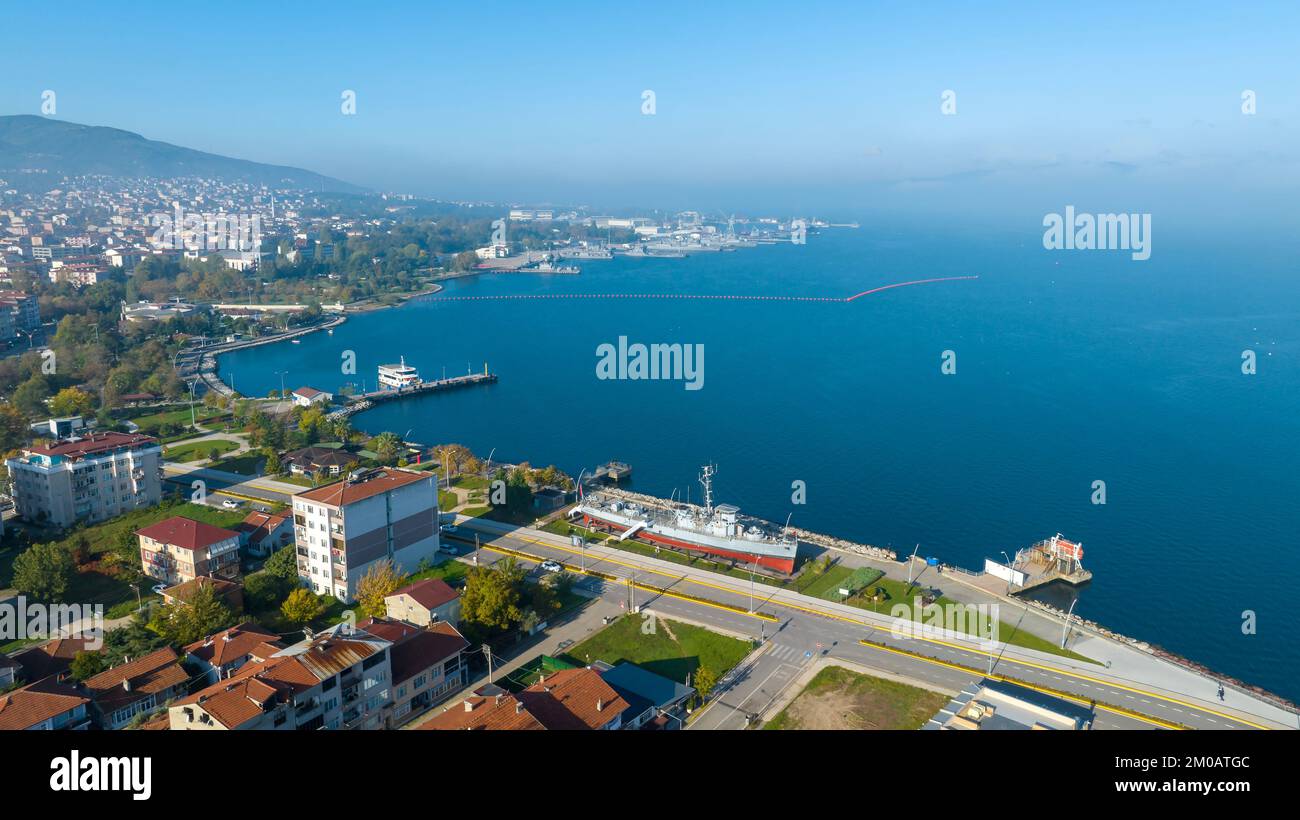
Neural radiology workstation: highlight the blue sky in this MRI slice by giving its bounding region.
[3,1,1299,219]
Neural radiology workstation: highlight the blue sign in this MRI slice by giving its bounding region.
[926,557,939,566]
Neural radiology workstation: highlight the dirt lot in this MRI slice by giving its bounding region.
[765,665,950,730]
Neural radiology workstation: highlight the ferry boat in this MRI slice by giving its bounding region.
[572,465,798,573]
[377,356,421,390]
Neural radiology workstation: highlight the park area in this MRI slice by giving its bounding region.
[764,665,949,730]
[559,612,753,686]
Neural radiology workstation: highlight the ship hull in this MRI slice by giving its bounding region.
[578,510,797,574]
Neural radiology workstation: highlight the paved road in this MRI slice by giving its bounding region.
[447,516,1298,731]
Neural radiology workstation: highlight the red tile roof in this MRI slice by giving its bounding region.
[389,578,459,611]
[10,637,92,683]
[0,677,89,730]
[136,516,240,551]
[84,647,188,713]
[517,668,629,731]
[293,386,325,398]
[420,693,546,731]
[184,623,283,669]
[355,619,468,684]
[296,467,431,507]
[27,431,159,459]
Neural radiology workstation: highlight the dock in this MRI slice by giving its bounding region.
[590,461,632,483]
[329,369,498,419]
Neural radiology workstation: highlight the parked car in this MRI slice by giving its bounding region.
[539,560,563,573]
[439,524,458,534]
[221,499,240,509]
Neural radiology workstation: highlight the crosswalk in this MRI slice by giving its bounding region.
[768,642,810,663]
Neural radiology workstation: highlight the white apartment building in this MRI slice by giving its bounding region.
[292,467,440,602]
[5,432,163,528]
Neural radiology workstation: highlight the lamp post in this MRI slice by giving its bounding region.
[1000,550,1014,595]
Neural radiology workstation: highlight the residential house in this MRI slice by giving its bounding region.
[8,637,93,685]
[0,652,19,689]
[183,623,283,686]
[423,667,628,731]
[84,647,188,729]
[137,516,242,587]
[234,509,293,558]
[160,576,244,612]
[598,661,695,730]
[0,677,91,730]
[170,625,392,730]
[384,577,461,626]
[281,445,362,481]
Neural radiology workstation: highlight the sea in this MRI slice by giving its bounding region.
[219,220,1300,702]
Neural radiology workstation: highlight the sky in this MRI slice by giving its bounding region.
[3,1,1300,223]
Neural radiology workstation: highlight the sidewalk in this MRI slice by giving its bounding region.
[457,515,1300,729]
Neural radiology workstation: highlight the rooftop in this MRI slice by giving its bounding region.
[23,430,159,460]
[136,516,241,551]
[295,467,431,508]
[388,577,459,611]
[0,677,90,730]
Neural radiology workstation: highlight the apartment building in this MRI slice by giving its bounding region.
[292,467,440,602]
[0,289,40,332]
[136,516,242,587]
[183,623,283,686]
[169,625,393,730]
[5,432,163,528]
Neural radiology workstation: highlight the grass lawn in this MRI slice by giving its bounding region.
[163,439,238,463]
[452,475,488,490]
[209,453,265,476]
[405,559,469,586]
[764,665,948,730]
[844,576,1096,663]
[560,613,754,685]
[130,405,227,435]
[438,490,457,510]
[0,500,249,613]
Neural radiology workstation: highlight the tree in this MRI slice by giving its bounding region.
[371,431,403,465]
[150,582,236,645]
[356,559,403,618]
[460,565,522,632]
[693,666,718,700]
[11,542,74,602]
[69,650,105,681]
[0,401,27,451]
[244,570,290,612]
[12,374,52,418]
[281,587,325,625]
[260,545,294,583]
[101,612,170,667]
[49,387,95,417]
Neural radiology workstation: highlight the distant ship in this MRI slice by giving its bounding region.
[572,465,798,573]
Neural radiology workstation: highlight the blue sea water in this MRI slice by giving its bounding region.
[220,223,1300,701]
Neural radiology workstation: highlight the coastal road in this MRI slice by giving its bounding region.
[447,516,1298,731]
[162,462,303,507]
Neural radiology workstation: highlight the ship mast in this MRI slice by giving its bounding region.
[699,464,715,515]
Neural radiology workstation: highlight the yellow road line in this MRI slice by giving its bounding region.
[467,538,777,622]
[857,639,1184,730]
[905,635,1270,730]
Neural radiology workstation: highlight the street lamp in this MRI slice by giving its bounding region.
[1000,550,1014,595]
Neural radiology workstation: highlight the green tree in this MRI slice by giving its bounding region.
[150,582,236,645]
[12,374,52,418]
[281,587,325,625]
[693,666,718,700]
[11,542,74,602]
[49,387,95,417]
[355,559,402,619]
[460,565,523,632]
[263,544,299,584]
[0,401,27,451]
[371,431,403,465]
[69,650,105,681]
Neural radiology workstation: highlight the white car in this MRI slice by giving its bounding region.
[151,584,167,595]
[221,499,240,509]
[440,524,458,534]
[539,560,563,573]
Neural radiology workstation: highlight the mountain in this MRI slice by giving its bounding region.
[0,114,365,193]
